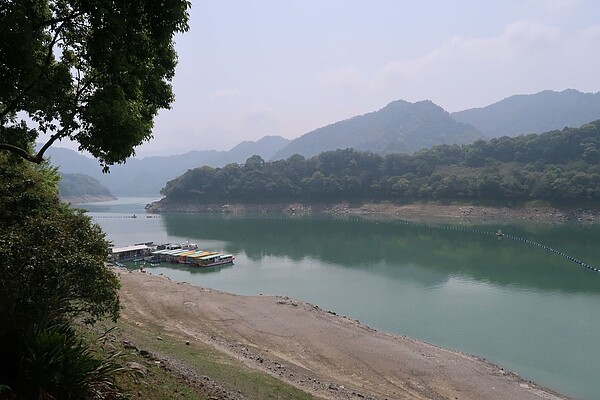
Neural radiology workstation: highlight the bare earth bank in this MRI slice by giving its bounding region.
[145,200,600,223]
[117,270,568,400]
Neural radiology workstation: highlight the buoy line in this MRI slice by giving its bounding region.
[174,213,599,272]
[382,218,600,274]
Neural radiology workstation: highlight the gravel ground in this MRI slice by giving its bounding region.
[117,269,569,400]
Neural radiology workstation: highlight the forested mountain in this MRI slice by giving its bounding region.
[44,90,600,197]
[452,89,600,138]
[272,100,482,160]
[43,136,290,195]
[58,173,115,202]
[158,121,600,205]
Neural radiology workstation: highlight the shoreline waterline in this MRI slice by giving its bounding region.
[145,200,600,224]
[117,268,569,400]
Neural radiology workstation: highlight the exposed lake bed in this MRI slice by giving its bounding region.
[118,268,568,400]
[85,197,600,399]
[145,199,600,224]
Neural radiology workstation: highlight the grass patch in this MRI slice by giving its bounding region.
[77,323,209,400]
[91,319,315,400]
[115,347,209,400]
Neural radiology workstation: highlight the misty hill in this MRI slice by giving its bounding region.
[58,173,116,203]
[272,100,482,160]
[44,146,102,179]
[43,135,290,196]
[96,150,220,195]
[43,145,218,194]
[452,89,600,138]
[213,135,290,166]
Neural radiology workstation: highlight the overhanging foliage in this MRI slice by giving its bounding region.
[0,0,190,171]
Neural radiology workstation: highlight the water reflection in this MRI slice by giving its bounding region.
[161,213,600,293]
[132,260,234,275]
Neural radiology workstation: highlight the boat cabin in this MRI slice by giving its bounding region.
[109,244,151,262]
[196,254,235,267]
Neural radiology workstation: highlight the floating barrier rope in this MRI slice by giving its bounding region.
[220,213,600,274]
[500,233,600,273]
[381,218,600,274]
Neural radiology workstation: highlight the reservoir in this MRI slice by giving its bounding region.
[84,197,600,400]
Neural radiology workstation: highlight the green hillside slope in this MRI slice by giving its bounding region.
[159,121,600,205]
[273,100,482,160]
[452,89,600,138]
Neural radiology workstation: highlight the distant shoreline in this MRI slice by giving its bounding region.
[62,194,117,204]
[145,199,600,223]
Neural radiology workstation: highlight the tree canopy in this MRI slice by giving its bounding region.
[0,153,119,326]
[0,153,121,395]
[160,121,600,205]
[0,0,190,171]
[0,2,190,396]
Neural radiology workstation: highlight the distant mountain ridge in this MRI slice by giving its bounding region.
[155,120,600,208]
[44,89,600,196]
[452,89,600,138]
[272,99,482,160]
[43,135,290,196]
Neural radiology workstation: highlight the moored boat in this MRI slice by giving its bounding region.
[154,241,198,251]
[109,244,152,262]
[195,253,235,268]
[109,241,233,268]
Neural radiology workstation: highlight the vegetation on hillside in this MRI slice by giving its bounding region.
[0,154,122,398]
[273,99,482,160]
[161,121,600,204]
[59,173,115,200]
[0,1,190,397]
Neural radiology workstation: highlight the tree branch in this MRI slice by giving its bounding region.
[0,143,41,163]
[0,129,67,164]
[33,11,85,29]
[34,130,65,161]
[0,16,67,120]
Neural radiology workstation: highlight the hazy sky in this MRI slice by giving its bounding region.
[59,0,600,156]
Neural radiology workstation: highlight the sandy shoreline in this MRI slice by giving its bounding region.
[117,269,568,400]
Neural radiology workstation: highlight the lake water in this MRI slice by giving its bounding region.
[83,197,600,400]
